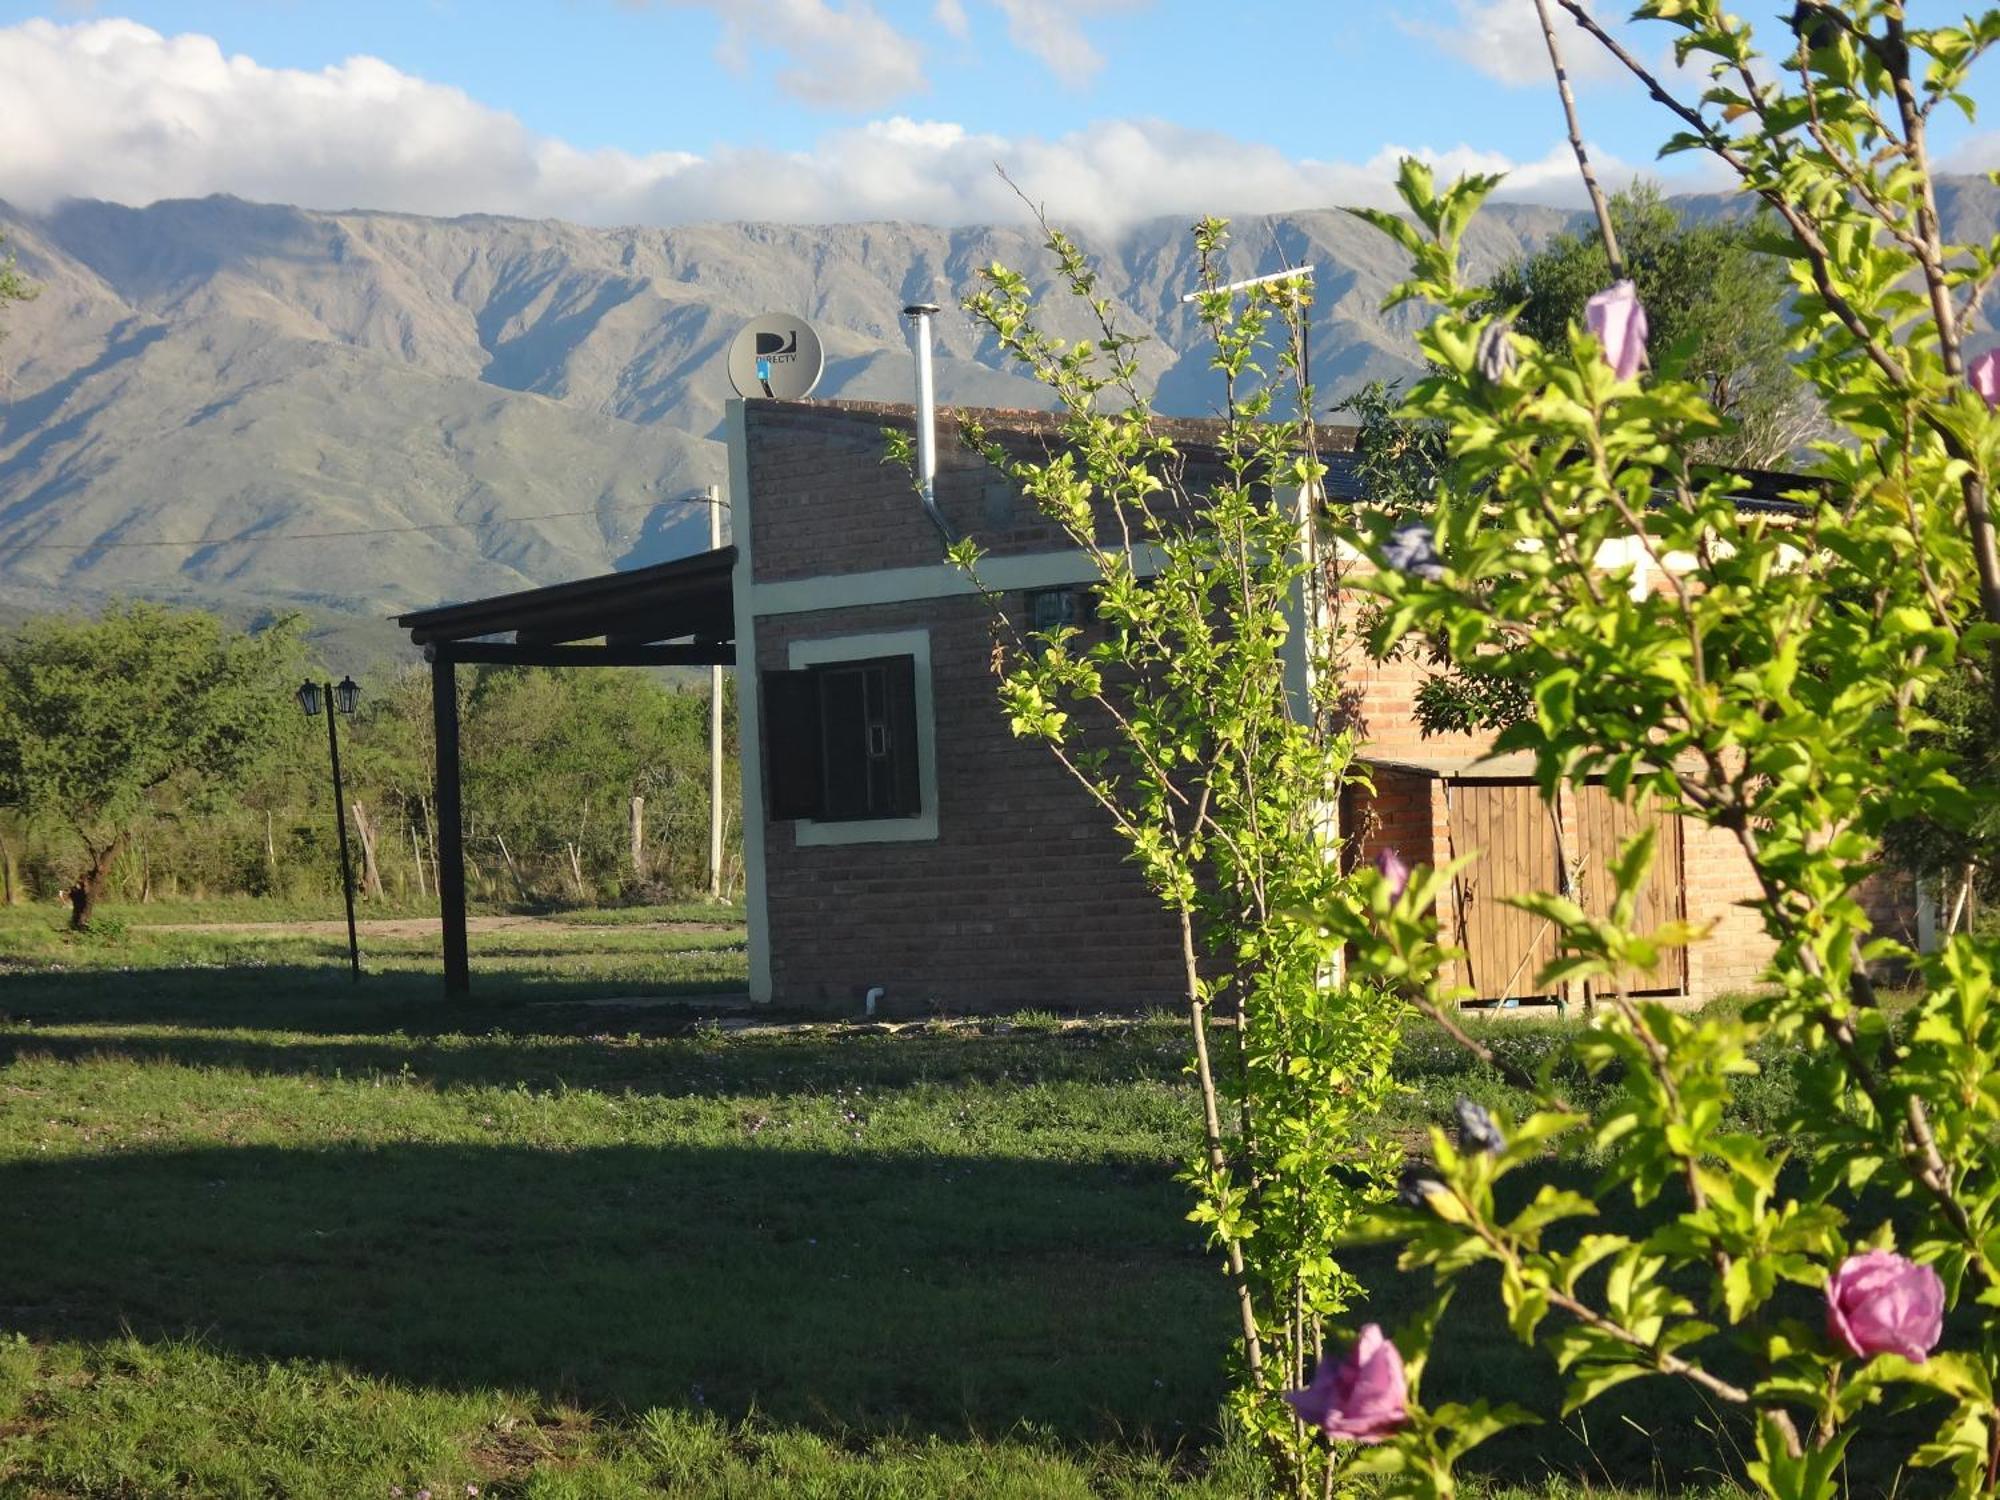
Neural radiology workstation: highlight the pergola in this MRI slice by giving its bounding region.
[396,546,737,992]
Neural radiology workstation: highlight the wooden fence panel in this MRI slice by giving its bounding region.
[1445,782,1562,1002]
[1575,786,1686,995]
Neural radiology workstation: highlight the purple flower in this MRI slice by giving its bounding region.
[1379,524,1446,582]
[1971,348,2000,410]
[1373,848,1411,901]
[1453,1096,1505,1155]
[1585,279,1649,381]
[1284,1324,1408,1444]
[1825,1249,1945,1363]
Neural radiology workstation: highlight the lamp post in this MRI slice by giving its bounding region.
[298,675,362,981]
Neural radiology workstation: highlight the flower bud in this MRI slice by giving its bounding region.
[1379,523,1446,582]
[1476,318,1518,384]
[1373,847,1411,901]
[1453,1096,1505,1155]
[1585,279,1649,381]
[1396,1163,1443,1209]
[1970,348,2000,410]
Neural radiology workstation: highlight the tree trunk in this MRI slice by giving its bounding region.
[410,820,428,899]
[493,832,527,904]
[0,824,16,907]
[629,796,646,878]
[68,836,125,931]
[350,801,385,900]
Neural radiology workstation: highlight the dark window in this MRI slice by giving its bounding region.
[1026,586,1093,633]
[762,655,920,822]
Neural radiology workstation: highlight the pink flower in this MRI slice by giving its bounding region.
[1971,348,2000,410]
[1284,1323,1408,1444]
[1825,1249,1945,1363]
[1373,848,1411,901]
[1585,279,1649,381]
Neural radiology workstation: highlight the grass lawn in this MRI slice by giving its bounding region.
[0,907,1815,1496]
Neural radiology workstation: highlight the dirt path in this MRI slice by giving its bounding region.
[132,915,740,940]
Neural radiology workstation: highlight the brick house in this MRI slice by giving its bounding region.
[725,396,1909,1012]
[399,393,1910,1007]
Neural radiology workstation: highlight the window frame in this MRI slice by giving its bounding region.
[785,629,938,847]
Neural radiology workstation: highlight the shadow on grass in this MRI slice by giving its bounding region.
[0,960,747,1034]
[0,1141,1226,1451]
[0,1125,1796,1490]
[0,968,1194,1100]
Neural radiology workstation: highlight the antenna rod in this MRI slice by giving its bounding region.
[902,302,952,547]
[1179,264,1317,303]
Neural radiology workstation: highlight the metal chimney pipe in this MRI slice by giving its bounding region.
[902,302,952,545]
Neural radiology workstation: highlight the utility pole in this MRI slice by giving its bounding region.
[708,483,727,900]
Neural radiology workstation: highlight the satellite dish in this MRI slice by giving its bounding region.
[728,313,825,400]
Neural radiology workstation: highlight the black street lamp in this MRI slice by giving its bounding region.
[298,675,363,980]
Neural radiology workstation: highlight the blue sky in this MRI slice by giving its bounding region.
[0,2,1992,228]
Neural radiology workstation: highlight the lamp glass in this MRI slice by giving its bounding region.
[333,676,361,715]
[296,680,323,717]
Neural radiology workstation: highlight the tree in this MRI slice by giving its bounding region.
[460,665,712,901]
[1334,382,1533,737]
[1308,0,2000,1486]
[0,237,33,329]
[938,217,1403,1495]
[1478,183,1819,467]
[1340,185,1827,742]
[0,604,306,927]
[1880,653,2000,929]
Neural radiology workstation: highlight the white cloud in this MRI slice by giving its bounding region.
[934,0,971,41]
[983,0,1148,87]
[1405,0,1623,88]
[1943,132,2000,174]
[0,19,1717,233]
[629,0,927,111]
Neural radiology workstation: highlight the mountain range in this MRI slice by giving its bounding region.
[0,179,1993,639]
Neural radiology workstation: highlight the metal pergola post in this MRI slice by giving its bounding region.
[429,646,471,995]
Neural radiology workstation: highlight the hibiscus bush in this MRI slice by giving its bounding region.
[1295,4,2000,1496]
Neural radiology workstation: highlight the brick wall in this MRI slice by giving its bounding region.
[755,595,1186,1011]
[744,398,1357,583]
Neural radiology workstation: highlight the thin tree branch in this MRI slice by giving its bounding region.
[1531,0,1625,279]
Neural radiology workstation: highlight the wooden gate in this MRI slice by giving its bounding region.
[1443,780,1687,1003]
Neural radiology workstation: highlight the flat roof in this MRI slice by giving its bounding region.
[397,545,735,647]
[1366,751,1543,781]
